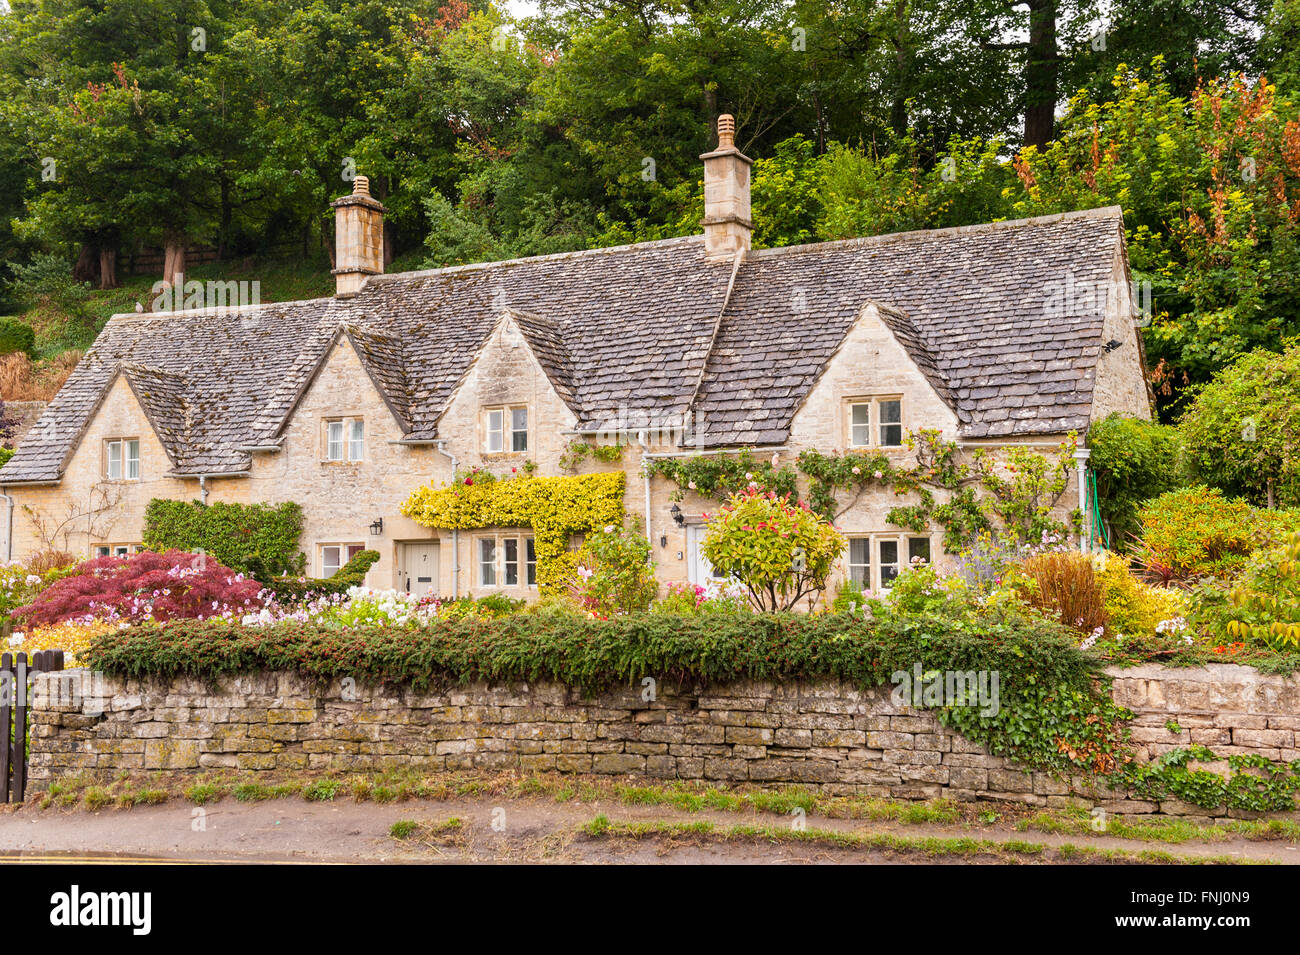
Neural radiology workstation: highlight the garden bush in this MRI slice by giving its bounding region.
[1015,552,1108,636]
[1131,486,1257,581]
[1087,413,1189,547]
[566,523,658,617]
[14,550,265,626]
[1092,553,1187,638]
[702,487,845,611]
[1219,531,1300,651]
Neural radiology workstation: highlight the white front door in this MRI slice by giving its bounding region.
[686,525,721,586]
[399,542,440,598]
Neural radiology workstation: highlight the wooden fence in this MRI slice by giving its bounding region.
[1,650,64,803]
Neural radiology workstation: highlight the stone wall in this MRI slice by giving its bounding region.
[28,664,1300,816]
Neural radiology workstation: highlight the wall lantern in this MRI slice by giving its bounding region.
[369,518,384,536]
[659,528,668,548]
[669,503,684,527]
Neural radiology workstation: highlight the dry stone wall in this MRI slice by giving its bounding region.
[27,664,1300,817]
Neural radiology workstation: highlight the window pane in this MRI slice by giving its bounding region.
[847,538,871,588]
[115,546,129,557]
[908,537,931,566]
[525,538,536,586]
[486,410,503,452]
[96,546,110,557]
[851,404,870,425]
[479,539,496,585]
[323,546,341,576]
[107,441,121,479]
[504,538,519,586]
[346,544,364,560]
[880,539,899,587]
[327,421,344,460]
[879,400,902,447]
[348,420,364,460]
[849,404,870,446]
[511,407,528,452]
[126,440,140,479]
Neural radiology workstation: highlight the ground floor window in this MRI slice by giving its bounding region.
[844,534,933,591]
[94,543,143,558]
[476,533,537,589]
[321,543,364,577]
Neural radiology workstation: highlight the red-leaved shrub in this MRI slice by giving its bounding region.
[14,550,266,627]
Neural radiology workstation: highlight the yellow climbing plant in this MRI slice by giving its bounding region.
[401,471,626,593]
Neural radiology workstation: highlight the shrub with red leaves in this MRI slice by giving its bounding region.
[14,549,266,627]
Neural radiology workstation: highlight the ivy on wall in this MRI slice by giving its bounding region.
[401,471,626,593]
[646,431,1078,553]
[143,499,305,580]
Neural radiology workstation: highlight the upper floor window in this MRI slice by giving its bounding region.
[847,398,903,449]
[105,438,140,480]
[325,417,364,462]
[484,405,528,453]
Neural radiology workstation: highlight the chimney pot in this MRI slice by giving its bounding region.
[699,114,752,262]
[331,174,386,297]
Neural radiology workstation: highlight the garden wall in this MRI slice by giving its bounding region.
[27,664,1300,817]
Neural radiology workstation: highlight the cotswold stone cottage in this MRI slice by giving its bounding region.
[0,116,1151,598]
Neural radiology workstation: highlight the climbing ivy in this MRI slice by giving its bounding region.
[401,471,626,593]
[143,499,305,581]
[558,439,626,472]
[642,449,799,502]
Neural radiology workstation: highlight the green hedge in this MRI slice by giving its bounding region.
[143,499,305,580]
[0,317,35,357]
[264,549,381,601]
[82,608,1128,775]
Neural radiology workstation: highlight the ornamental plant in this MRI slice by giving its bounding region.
[1131,485,1257,581]
[1221,532,1300,651]
[143,499,306,579]
[566,523,658,617]
[701,487,845,612]
[14,550,265,627]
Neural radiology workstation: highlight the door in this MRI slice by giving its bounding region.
[686,525,722,586]
[399,542,440,598]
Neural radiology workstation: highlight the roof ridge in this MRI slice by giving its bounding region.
[748,205,1124,260]
[367,234,703,286]
[103,295,342,324]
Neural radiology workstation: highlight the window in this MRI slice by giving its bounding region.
[105,439,140,480]
[525,537,537,586]
[95,543,141,558]
[847,538,871,589]
[321,543,364,577]
[325,418,364,462]
[879,539,900,588]
[847,398,903,449]
[908,536,931,567]
[504,537,519,586]
[484,405,528,453]
[478,538,497,586]
[878,399,903,447]
[850,404,871,448]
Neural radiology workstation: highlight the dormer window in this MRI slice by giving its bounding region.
[847,398,903,449]
[484,405,528,453]
[325,417,364,462]
[105,438,140,480]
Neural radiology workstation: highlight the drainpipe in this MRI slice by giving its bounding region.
[638,430,651,543]
[0,488,13,562]
[1073,447,1091,554]
[199,475,209,505]
[434,441,459,598]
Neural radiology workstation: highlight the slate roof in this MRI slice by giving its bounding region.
[0,207,1133,484]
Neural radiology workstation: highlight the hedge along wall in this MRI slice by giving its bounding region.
[27,664,1300,818]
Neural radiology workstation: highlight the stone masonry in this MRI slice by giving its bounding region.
[27,664,1300,816]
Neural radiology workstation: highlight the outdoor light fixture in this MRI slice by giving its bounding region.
[669,503,684,527]
[370,518,384,536]
[659,529,668,548]
[1103,338,1123,353]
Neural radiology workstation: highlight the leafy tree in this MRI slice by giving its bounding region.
[1087,413,1190,547]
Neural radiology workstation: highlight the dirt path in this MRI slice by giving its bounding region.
[1,796,1295,864]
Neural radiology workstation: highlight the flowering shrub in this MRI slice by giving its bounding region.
[651,581,749,616]
[0,558,76,621]
[244,586,440,629]
[566,523,658,617]
[1092,553,1188,638]
[702,486,845,612]
[1132,486,1257,581]
[7,618,116,666]
[1219,532,1300,651]
[14,550,265,627]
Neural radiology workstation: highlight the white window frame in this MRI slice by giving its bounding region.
[846,537,871,590]
[478,537,497,586]
[845,533,933,591]
[478,533,537,589]
[105,438,140,480]
[321,543,364,577]
[95,543,141,558]
[324,417,364,462]
[483,405,528,453]
[847,397,904,449]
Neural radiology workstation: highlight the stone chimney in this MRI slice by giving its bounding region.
[700,114,752,262]
[332,175,386,297]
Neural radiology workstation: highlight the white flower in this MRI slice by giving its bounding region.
[687,480,696,490]
[8,633,24,646]
[24,574,41,587]
[744,472,754,480]
[603,525,615,534]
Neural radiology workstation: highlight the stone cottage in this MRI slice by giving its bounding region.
[0,116,1151,599]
